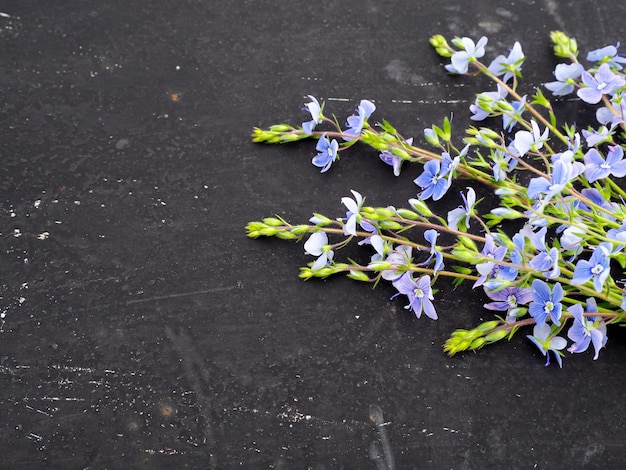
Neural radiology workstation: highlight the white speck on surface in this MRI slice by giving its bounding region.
[37,232,49,240]
[34,200,41,208]
[13,228,21,237]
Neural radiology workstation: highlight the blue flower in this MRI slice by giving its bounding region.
[529,227,561,279]
[473,234,507,288]
[502,96,527,132]
[587,43,626,70]
[529,279,563,326]
[469,86,507,121]
[577,63,626,104]
[423,229,444,275]
[380,137,412,176]
[513,120,549,157]
[566,301,607,360]
[526,323,567,368]
[446,36,488,74]
[527,158,575,202]
[312,134,339,172]
[304,231,334,271]
[583,145,626,183]
[571,243,611,292]
[447,187,476,231]
[343,99,376,141]
[392,274,437,319]
[413,153,457,201]
[544,63,584,96]
[483,286,533,312]
[341,189,364,236]
[377,243,413,281]
[581,125,614,147]
[487,41,524,83]
[302,95,323,134]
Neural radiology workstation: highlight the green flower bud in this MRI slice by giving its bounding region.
[476,320,500,333]
[470,337,487,350]
[395,208,419,220]
[348,270,370,282]
[263,217,284,227]
[378,220,403,230]
[484,330,509,343]
[408,198,433,217]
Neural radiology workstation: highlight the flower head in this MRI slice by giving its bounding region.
[544,63,584,96]
[567,301,607,360]
[483,286,533,312]
[423,229,444,275]
[304,231,334,271]
[529,279,563,326]
[341,189,364,236]
[583,145,626,183]
[577,63,626,104]
[379,137,412,176]
[446,36,488,74]
[312,134,338,173]
[571,243,611,292]
[343,100,376,141]
[413,153,458,201]
[526,323,567,367]
[513,120,549,157]
[392,274,437,319]
[447,187,476,232]
[487,41,524,83]
[586,43,626,70]
[302,95,323,134]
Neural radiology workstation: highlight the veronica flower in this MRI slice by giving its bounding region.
[513,120,549,157]
[392,274,437,319]
[312,134,339,173]
[571,243,611,292]
[544,63,584,96]
[423,229,444,275]
[567,301,608,360]
[379,137,412,176]
[529,227,561,279]
[607,221,626,243]
[473,234,507,288]
[596,93,626,126]
[529,279,563,326]
[577,63,626,104]
[583,145,626,183]
[343,99,376,141]
[304,231,334,271]
[378,244,413,281]
[526,323,567,368]
[527,158,575,203]
[581,126,613,147]
[502,96,526,132]
[446,36,488,74]
[586,43,626,70]
[469,86,507,121]
[302,95,323,134]
[341,189,364,236]
[483,286,533,312]
[413,153,457,201]
[487,41,524,83]
[447,187,476,231]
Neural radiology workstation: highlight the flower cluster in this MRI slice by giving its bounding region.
[248,32,626,367]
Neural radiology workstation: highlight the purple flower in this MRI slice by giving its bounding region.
[413,153,457,201]
[446,36,488,74]
[581,126,613,147]
[423,229,444,275]
[567,301,607,360]
[583,145,626,182]
[378,244,413,281]
[343,99,376,141]
[447,187,476,231]
[571,243,611,292]
[302,95,323,134]
[529,279,563,326]
[392,274,437,319]
[502,96,526,132]
[487,41,524,83]
[304,231,334,271]
[544,63,584,96]
[526,323,567,368]
[483,286,533,311]
[312,134,338,173]
[577,63,626,104]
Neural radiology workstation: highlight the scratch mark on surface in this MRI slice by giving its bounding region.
[127,285,238,305]
[165,326,217,469]
[369,405,395,470]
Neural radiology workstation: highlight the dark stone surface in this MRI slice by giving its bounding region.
[0,1,625,468]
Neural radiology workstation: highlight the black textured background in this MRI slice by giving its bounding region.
[1,1,625,468]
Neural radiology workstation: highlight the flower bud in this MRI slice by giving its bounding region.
[484,330,509,343]
[408,198,433,217]
[348,270,370,282]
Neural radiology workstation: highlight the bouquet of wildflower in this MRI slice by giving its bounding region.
[246,32,626,367]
